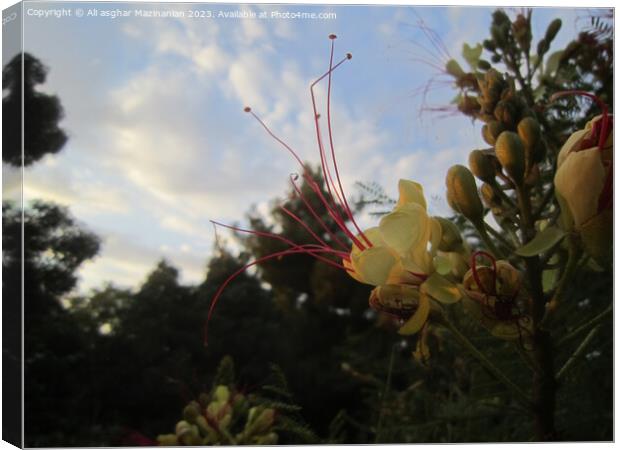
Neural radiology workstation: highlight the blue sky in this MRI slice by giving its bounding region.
[3,2,586,292]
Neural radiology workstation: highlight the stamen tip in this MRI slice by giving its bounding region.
[243,106,252,112]
[329,34,337,40]
[346,53,353,60]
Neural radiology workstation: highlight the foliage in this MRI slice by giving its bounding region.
[2,53,68,166]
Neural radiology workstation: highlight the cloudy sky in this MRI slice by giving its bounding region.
[3,2,586,293]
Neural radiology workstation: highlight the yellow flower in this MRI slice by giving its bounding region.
[346,179,462,335]
[554,112,613,265]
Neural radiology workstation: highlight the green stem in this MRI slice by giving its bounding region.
[375,343,396,443]
[485,223,516,252]
[555,326,601,383]
[475,223,504,259]
[441,316,532,409]
[542,234,581,324]
[556,304,612,348]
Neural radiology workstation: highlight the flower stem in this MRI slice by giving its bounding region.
[475,223,504,259]
[440,315,533,409]
[555,326,601,383]
[556,304,612,348]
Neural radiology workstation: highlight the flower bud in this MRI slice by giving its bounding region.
[482,120,505,146]
[434,217,463,252]
[157,434,179,446]
[469,149,497,183]
[512,14,532,52]
[458,95,480,116]
[495,131,526,184]
[477,60,492,71]
[517,117,542,164]
[480,183,502,210]
[183,401,201,423]
[494,100,517,127]
[483,39,496,52]
[544,18,562,43]
[446,165,484,225]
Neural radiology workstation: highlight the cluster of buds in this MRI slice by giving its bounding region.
[157,385,278,446]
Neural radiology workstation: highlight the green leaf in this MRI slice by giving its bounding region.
[515,226,566,257]
[462,43,483,70]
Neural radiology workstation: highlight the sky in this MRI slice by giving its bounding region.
[2,2,587,293]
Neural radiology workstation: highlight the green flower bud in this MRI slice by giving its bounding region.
[458,95,480,115]
[157,434,179,446]
[495,131,526,184]
[494,100,517,127]
[183,401,201,423]
[446,165,484,225]
[483,120,506,146]
[480,183,502,210]
[483,39,496,52]
[434,217,463,252]
[512,14,532,52]
[477,60,491,71]
[469,149,497,183]
[213,385,230,403]
[492,9,510,26]
[517,117,542,165]
[537,39,550,57]
[176,421,201,445]
[544,19,562,43]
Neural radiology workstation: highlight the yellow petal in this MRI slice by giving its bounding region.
[554,148,606,227]
[379,203,429,255]
[350,226,385,258]
[351,246,398,286]
[398,290,430,335]
[557,129,588,167]
[396,179,427,209]
[343,257,365,283]
[429,217,442,255]
[421,272,462,304]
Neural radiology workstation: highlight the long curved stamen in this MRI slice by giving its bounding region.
[288,174,350,251]
[204,246,352,346]
[302,172,366,250]
[279,205,330,249]
[244,105,366,251]
[471,250,497,296]
[309,44,363,240]
[210,220,349,265]
[324,37,373,248]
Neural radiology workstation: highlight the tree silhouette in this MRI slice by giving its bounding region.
[3,53,68,166]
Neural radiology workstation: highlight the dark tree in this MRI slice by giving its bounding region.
[3,53,68,166]
[2,201,100,446]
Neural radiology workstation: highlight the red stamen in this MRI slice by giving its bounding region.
[324,37,373,248]
[287,174,349,251]
[549,90,611,151]
[470,250,497,296]
[303,173,366,250]
[204,246,353,346]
